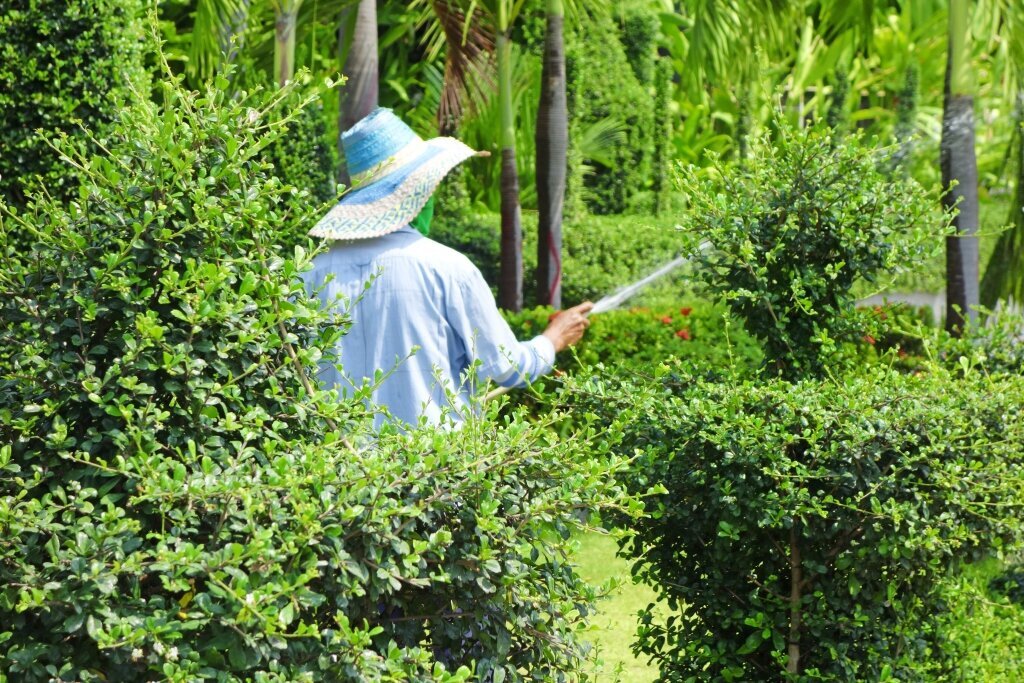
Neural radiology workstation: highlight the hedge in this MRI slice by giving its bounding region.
[0,71,638,682]
[0,0,147,208]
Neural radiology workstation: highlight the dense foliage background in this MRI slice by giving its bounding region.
[2,0,1024,680]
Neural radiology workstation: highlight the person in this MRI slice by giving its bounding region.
[302,108,592,428]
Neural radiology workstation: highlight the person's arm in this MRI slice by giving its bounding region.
[446,266,591,388]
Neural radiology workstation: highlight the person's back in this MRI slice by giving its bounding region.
[307,227,554,426]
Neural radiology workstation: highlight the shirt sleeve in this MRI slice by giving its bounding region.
[446,264,556,389]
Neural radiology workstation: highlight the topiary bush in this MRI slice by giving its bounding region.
[565,7,657,215]
[0,69,638,682]
[679,123,947,379]
[563,364,1024,681]
[556,122,1024,681]
[0,0,147,208]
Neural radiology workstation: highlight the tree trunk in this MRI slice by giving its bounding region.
[273,2,301,88]
[980,92,1024,308]
[787,525,802,676]
[338,0,379,184]
[942,0,979,335]
[535,0,566,308]
[497,26,523,312]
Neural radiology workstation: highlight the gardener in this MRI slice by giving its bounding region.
[303,108,592,428]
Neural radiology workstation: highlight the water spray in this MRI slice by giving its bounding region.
[485,242,711,402]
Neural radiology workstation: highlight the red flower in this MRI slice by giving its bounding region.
[680,307,693,316]
[676,328,691,340]
[863,334,876,345]
[661,316,673,324]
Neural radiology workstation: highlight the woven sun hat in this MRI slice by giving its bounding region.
[310,108,480,240]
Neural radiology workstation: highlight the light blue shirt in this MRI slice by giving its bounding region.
[302,227,555,427]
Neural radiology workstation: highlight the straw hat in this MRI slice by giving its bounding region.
[309,108,479,240]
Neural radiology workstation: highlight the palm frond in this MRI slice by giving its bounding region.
[575,118,627,169]
[189,0,252,83]
[424,0,495,133]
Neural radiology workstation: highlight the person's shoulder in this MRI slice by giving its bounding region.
[402,235,480,279]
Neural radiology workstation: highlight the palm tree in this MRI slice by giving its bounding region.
[941,0,979,334]
[270,0,304,86]
[535,0,567,308]
[466,0,525,311]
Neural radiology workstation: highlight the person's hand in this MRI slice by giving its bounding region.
[542,301,594,352]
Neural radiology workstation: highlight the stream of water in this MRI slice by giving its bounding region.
[590,241,711,315]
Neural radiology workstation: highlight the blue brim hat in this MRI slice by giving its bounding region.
[310,108,479,240]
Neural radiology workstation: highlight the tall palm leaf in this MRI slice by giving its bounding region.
[408,0,495,134]
[189,0,252,84]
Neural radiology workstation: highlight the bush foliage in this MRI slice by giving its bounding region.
[565,365,1024,681]
[0,72,637,682]
[679,125,947,379]
[557,123,1024,680]
[566,6,659,215]
[0,0,147,208]
[504,303,762,373]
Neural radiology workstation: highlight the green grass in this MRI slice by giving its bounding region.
[574,533,663,682]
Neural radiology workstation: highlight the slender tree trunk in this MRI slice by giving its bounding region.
[274,1,301,87]
[942,0,979,334]
[980,92,1024,308]
[497,20,523,312]
[787,525,802,676]
[338,0,379,184]
[535,0,566,308]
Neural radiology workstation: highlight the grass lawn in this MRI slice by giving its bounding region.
[574,532,663,682]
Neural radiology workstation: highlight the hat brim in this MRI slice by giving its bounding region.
[309,137,476,240]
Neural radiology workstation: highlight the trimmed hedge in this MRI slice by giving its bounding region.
[0,0,147,208]
[565,6,659,215]
[564,364,1024,680]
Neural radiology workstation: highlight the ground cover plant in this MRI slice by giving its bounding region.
[0,69,640,682]
[551,122,1024,681]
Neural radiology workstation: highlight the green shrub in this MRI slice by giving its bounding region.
[503,303,762,373]
[932,559,1024,680]
[0,72,637,682]
[566,8,657,215]
[253,75,338,252]
[0,0,147,208]
[679,123,948,379]
[563,365,1024,681]
[554,123,1024,681]
[431,170,503,287]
